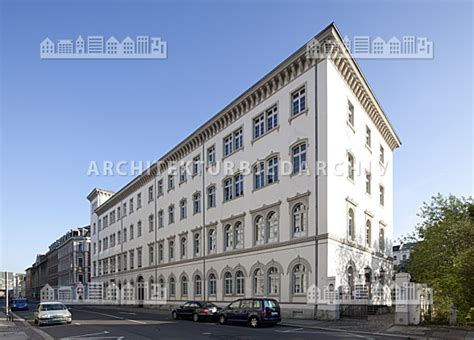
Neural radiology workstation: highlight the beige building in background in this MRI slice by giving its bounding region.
[88,23,401,319]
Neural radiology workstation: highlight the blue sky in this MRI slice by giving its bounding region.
[0,0,472,273]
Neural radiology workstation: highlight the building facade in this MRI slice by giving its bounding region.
[25,227,91,299]
[88,23,400,319]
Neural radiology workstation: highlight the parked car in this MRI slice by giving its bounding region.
[218,298,281,328]
[172,301,221,322]
[34,302,72,326]
[11,298,29,311]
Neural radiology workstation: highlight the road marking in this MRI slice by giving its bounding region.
[118,312,137,315]
[65,331,110,338]
[10,310,54,340]
[276,327,304,332]
[70,307,147,324]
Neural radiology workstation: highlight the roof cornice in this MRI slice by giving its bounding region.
[92,22,401,216]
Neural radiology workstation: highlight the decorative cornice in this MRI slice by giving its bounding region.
[287,191,311,203]
[220,212,246,224]
[91,23,400,215]
[249,200,282,215]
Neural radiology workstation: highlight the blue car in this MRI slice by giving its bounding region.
[218,298,281,328]
[11,298,29,311]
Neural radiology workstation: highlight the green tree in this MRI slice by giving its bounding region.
[404,194,474,324]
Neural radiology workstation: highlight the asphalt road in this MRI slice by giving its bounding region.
[9,301,406,339]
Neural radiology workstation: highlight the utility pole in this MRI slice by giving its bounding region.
[5,272,9,320]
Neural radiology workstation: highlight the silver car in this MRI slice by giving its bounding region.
[34,302,72,326]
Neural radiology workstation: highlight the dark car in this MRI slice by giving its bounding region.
[218,298,281,328]
[11,298,29,311]
[172,301,221,322]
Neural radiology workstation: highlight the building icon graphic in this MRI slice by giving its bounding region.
[87,36,104,54]
[57,40,73,54]
[403,36,416,54]
[353,36,370,54]
[76,36,85,54]
[372,37,385,55]
[136,36,149,54]
[39,34,163,59]
[388,37,401,55]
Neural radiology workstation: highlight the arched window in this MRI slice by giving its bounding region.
[292,203,306,237]
[348,208,355,240]
[348,153,355,180]
[366,220,371,247]
[181,276,188,296]
[292,264,307,294]
[267,267,280,295]
[169,240,175,261]
[194,233,201,256]
[195,275,202,296]
[347,266,354,293]
[379,225,385,252]
[266,211,278,243]
[208,229,216,254]
[234,222,243,249]
[292,143,307,174]
[267,156,279,184]
[235,271,245,295]
[158,243,164,263]
[169,277,176,297]
[253,268,264,296]
[180,237,187,259]
[159,278,165,299]
[224,272,233,295]
[208,273,217,296]
[225,224,233,250]
[254,216,265,245]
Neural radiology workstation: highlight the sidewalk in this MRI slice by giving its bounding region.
[0,311,30,339]
[280,313,474,339]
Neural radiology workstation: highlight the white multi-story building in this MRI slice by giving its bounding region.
[87,23,401,319]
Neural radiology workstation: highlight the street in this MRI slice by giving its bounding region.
[8,301,407,339]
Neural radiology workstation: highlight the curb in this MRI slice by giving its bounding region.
[279,322,418,339]
[10,311,53,340]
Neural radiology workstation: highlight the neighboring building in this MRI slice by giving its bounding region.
[106,37,120,54]
[76,36,85,54]
[121,37,135,54]
[40,38,55,55]
[25,227,91,299]
[87,36,104,54]
[393,242,416,272]
[0,272,13,298]
[88,23,401,319]
[136,36,149,54]
[57,40,73,54]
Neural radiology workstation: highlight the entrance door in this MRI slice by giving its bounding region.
[137,276,145,307]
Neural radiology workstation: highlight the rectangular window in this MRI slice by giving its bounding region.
[379,185,385,206]
[224,135,233,157]
[254,114,265,139]
[234,174,243,197]
[366,172,371,194]
[179,165,187,183]
[347,100,354,127]
[137,248,142,268]
[157,179,163,196]
[292,87,306,116]
[117,207,121,220]
[207,145,216,165]
[267,157,278,184]
[168,205,175,224]
[234,128,243,151]
[123,202,127,217]
[137,193,142,209]
[158,210,164,228]
[366,126,371,148]
[380,145,385,164]
[149,246,154,265]
[148,214,154,232]
[168,174,175,190]
[129,250,134,270]
[148,186,154,202]
[292,143,307,174]
[193,155,201,175]
[224,178,233,201]
[123,228,127,243]
[180,200,187,219]
[130,225,134,240]
[129,198,134,214]
[254,162,265,189]
[207,185,216,208]
[266,105,278,131]
[193,192,202,214]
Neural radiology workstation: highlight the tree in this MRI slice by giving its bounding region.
[403,194,474,323]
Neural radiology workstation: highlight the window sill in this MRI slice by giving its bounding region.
[347,121,355,133]
[251,126,280,145]
[347,176,355,184]
[223,194,244,205]
[365,144,372,153]
[288,108,309,124]
[222,147,244,161]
